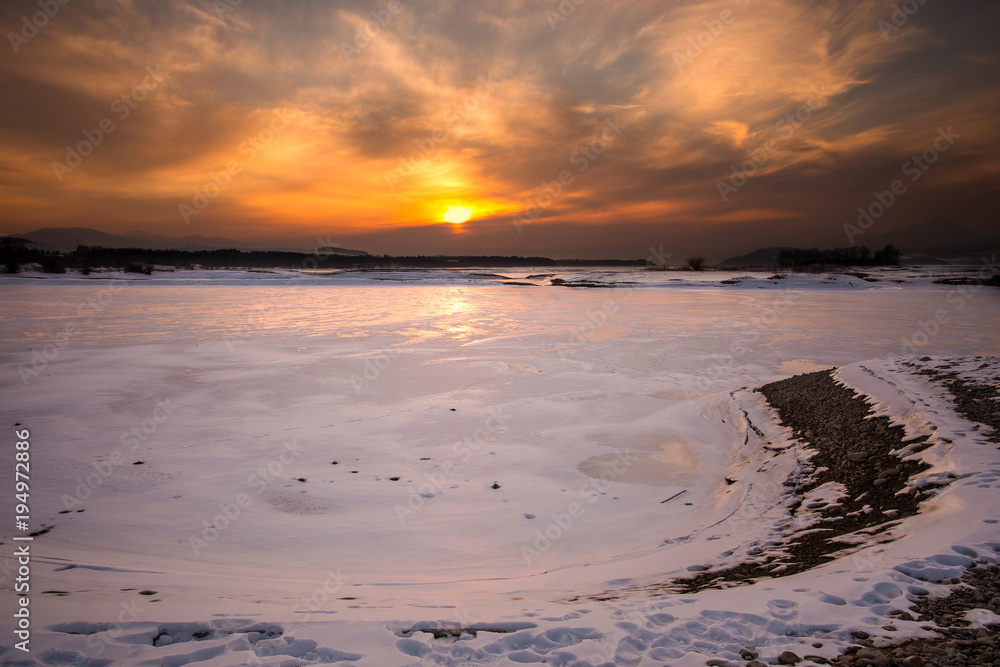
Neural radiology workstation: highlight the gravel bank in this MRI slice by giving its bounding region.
[736,360,1000,666]
[674,369,935,593]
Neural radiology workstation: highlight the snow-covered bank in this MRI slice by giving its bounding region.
[0,282,997,665]
[1,260,997,290]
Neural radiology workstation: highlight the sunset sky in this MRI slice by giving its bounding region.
[1,0,997,258]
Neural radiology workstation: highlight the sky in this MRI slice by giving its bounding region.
[1,0,997,259]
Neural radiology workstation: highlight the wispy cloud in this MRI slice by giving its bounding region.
[0,0,997,257]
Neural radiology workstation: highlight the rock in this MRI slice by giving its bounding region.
[778,651,801,665]
[740,649,759,660]
[491,482,500,489]
[848,451,869,462]
[747,662,768,667]
[856,647,884,660]
[851,631,870,640]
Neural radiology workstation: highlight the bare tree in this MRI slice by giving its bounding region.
[686,256,706,271]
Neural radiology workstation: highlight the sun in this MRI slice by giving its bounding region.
[443,205,472,224]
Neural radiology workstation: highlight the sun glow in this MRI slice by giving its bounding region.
[443,205,472,223]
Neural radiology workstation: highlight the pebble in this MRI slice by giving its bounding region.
[830,563,1000,666]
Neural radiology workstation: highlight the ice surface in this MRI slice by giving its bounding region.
[1,268,998,665]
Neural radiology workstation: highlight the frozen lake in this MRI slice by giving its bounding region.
[1,270,998,665]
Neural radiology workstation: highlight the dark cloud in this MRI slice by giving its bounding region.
[0,0,997,257]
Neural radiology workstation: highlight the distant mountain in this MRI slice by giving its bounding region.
[855,218,991,254]
[19,227,246,252]
[316,246,369,257]
[15,227,365,255]
[721,219,999,266]
[124,230,251,249]
[718,246,795,266]
[812,218,998,258]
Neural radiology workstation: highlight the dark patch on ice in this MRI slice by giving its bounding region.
[50,622,110,635]
[399,621,538,639]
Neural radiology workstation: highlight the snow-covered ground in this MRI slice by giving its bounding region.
[0,267,997,666]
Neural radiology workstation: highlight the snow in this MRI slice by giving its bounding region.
[0,267,998,665]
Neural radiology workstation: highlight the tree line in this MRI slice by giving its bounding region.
[776,244,901,267]
[0,242,647,273]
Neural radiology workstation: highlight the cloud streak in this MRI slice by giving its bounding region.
[0,0,997,257]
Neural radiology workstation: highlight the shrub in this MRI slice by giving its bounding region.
[686,256,706,271]
[125,262,153,275]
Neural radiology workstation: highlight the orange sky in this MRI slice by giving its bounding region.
[1,0,998,258]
